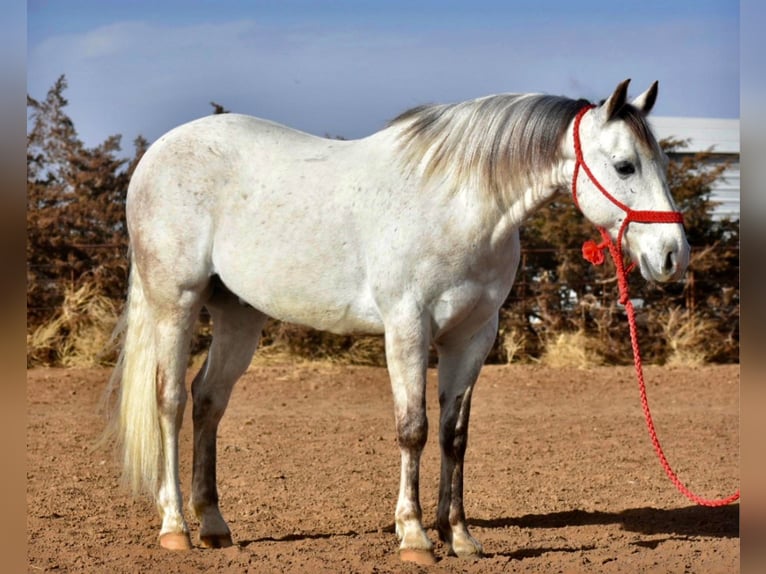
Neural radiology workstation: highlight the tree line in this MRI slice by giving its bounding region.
[27,75,739,366]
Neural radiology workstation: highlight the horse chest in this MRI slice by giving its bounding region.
[427,266,516,338]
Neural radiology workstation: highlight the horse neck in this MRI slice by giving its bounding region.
[479,110,581,242]
[485,155,574,246]
[380,109,578,246]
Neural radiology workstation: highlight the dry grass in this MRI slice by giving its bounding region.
[660,306,716,367]
[538,329,603,369]
[344,336,386,366]
[27,282,119,367]
[26,281,723,370]
[250,334,386,368]
[499,327,527,364]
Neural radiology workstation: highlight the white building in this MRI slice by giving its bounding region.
[649,117,740,221]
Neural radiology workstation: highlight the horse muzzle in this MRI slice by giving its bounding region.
[636,233,690,283]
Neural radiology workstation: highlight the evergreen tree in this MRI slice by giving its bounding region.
[27,75,144,325]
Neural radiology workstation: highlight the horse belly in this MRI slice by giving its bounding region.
[251,285,383,335]
[233,281,383,335]
[213,232,384,335]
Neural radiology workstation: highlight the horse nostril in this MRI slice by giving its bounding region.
[664,251,675,275]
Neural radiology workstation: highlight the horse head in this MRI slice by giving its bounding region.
[571,79,690,282]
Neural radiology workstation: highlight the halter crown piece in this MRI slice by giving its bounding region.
[571,104,684,303]
[571,105,739,507]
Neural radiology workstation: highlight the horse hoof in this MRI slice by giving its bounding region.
[399,549,437,565]
[159,532,193,550]
[199,533,234,549]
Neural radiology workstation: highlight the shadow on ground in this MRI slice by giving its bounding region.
[237,504,737,551]
[470,504,739,539]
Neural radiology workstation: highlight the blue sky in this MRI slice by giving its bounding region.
[27,0,739,154]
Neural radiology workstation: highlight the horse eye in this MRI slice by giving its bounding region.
[614,161,636,177]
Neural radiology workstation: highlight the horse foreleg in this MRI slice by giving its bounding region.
[190,296,265,548]
[384,312,434,564]
[435,317,498,558]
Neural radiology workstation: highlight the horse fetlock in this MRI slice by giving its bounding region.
[448,524,483,558]
[157,501,189,534]
[398,526,436,566]
[190,504,231,548]
[396,518,433,551]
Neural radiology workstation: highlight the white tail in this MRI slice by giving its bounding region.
[105,264,163,496]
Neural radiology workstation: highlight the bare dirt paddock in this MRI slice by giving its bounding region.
[27,363,739,573]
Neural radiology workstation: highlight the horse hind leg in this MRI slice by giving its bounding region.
[110,264,206,551]
[189,282,266,548]
[154,292,216,550]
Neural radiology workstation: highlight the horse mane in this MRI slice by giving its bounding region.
[388,94,592,207]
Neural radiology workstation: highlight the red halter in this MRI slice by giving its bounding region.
[570,106,739,507]
[571,105,684,277]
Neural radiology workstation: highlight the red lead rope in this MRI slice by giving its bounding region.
[572,106,739,507]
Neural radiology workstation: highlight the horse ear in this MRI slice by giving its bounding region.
[631,81,658,115]
[602,78,631,121]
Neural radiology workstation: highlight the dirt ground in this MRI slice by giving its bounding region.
[27,363,739,573]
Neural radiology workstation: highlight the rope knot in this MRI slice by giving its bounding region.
[582,239,608,266]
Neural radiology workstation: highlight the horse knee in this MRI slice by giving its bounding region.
[397,411,428,450]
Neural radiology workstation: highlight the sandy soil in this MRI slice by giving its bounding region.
[27,363,739,573]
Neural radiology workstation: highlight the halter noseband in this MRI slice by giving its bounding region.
[571,104,684,272]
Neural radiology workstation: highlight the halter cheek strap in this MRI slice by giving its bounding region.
[571,105,684,290]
